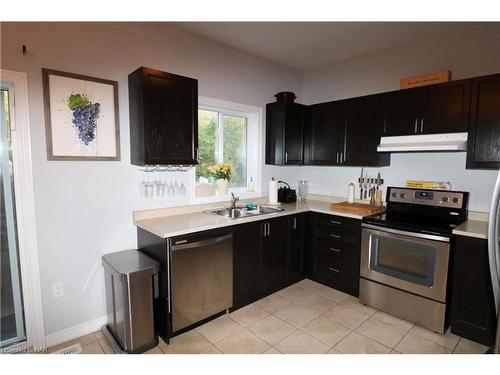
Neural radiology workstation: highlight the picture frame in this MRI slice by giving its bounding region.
[42,68,121,161]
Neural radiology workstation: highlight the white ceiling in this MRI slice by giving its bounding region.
[176,22,486,71]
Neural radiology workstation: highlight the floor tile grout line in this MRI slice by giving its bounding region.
[403,331,455,353]
[409,325,461,351]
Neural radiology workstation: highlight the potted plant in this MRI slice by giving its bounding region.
[208,163,232,194]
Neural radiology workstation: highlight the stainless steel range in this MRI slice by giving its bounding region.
[360,187,469,333]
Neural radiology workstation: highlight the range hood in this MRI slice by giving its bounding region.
[377,132,468,152]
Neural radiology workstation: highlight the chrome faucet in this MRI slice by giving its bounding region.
[230,193,240,209]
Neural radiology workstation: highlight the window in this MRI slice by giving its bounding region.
[197,108,247,188]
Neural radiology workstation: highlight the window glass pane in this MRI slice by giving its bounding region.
[222,115,246,187]
[196,109,218,181]
[1,88,26,348]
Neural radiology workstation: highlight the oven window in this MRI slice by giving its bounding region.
[369,234,436,287]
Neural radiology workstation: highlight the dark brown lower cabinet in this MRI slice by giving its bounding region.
[288,214,306,282]
[307,213,361,296]
[233,221,264,309]
[450,235,497,346]
[233,214,307,309]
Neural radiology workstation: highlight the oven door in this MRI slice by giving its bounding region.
[361,224,450,302]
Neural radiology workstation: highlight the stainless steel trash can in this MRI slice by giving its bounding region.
[101,249,160,353]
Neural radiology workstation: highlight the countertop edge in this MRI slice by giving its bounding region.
[134,203,368,239]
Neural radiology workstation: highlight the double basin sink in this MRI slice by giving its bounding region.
[211,205,284,219]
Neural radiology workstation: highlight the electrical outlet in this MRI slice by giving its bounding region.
[52,282,64,298]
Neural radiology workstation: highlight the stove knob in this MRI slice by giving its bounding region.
[392,192,398,198]
[442,196,449,203]
[399,193,407,199]
[452,197,460,204]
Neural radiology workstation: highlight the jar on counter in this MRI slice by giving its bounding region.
[348,182,355,204]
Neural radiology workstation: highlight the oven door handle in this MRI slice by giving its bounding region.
[361,223,449,242]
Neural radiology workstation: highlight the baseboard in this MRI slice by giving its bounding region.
[45,315,107,348]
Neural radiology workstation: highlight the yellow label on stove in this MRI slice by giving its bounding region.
[405,181,451,190]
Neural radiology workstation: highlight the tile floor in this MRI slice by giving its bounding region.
[48,279,491,354]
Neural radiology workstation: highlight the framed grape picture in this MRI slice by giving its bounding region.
[42,68,120,160]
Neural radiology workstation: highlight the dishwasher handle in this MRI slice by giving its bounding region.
[171,233,232,251]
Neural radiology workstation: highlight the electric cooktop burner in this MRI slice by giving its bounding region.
[363,186,469,237]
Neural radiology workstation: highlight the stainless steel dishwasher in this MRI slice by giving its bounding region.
[170,232,233,332]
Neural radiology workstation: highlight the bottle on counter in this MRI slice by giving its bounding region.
[247,177,255,192]
[348,182,355,204]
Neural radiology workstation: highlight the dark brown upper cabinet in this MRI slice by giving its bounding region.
[265,102,306,165]
[383,80,470,136]
[305,101,346,165]
[383,87,422,136]
[420,79,471,134]
[304,96,389,167]
[343,94,390,166]
[467,73,500,169]
[129,67,198,166]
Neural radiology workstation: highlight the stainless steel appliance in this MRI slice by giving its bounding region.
[102,250,160,353]
[170,232,233,332]
[360,187,469,333]
[487,171,500,353]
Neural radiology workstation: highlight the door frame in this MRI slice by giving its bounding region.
[1,70,45,351]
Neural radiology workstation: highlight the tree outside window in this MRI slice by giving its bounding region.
[197,108,247,188]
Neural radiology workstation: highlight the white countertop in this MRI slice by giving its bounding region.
[453,220,488,240]
[134,199,378,238]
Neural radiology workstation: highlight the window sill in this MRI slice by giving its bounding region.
[193,189,261,205]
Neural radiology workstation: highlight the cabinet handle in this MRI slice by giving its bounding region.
[330,220,342,225]
[341,151,344,163]
[414,118,418,133]
[330,234,341,239]
[336,152,339,164]
[328,267,341,273]
[292,217,297,230]
[267,223,271,237]
[285,152,288,164]
[329,248,341,253]
[420,117,424,133]
[262,223,267,237]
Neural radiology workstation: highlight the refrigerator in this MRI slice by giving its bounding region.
[488,170,500,353]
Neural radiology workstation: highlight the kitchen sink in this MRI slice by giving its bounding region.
[211,205,284,219]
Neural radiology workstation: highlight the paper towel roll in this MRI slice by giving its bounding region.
[269,179,278,204]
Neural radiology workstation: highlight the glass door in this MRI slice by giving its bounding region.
[369,233,437,287]
[0,85,26,348]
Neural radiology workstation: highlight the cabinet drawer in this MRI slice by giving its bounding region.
[313,237,359,259]
[314,223,360,246]
[312,249,358,287]
[316,213,360,230]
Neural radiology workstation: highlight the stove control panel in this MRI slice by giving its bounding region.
[388,187,465,209]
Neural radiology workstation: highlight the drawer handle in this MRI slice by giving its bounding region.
[330,220,342,225]
[330,234,341,239]
[329,267,341,273]
[329,247,341,253]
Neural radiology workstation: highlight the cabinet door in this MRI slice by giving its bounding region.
[467,74,500,169]
[233,222,264,308]
[288,215,305,281]
[305,101,345,165]
[265,102,305,165]
[263,218,289,292]
[383,88,422,136]
[343,94,390,166]
[142,68,198,165]
[450,236,497,346]
[284,104,305,165]
[420,80,471,134]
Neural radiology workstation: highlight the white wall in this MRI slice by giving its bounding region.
[301,24,500,212]
[0,22,302,335]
